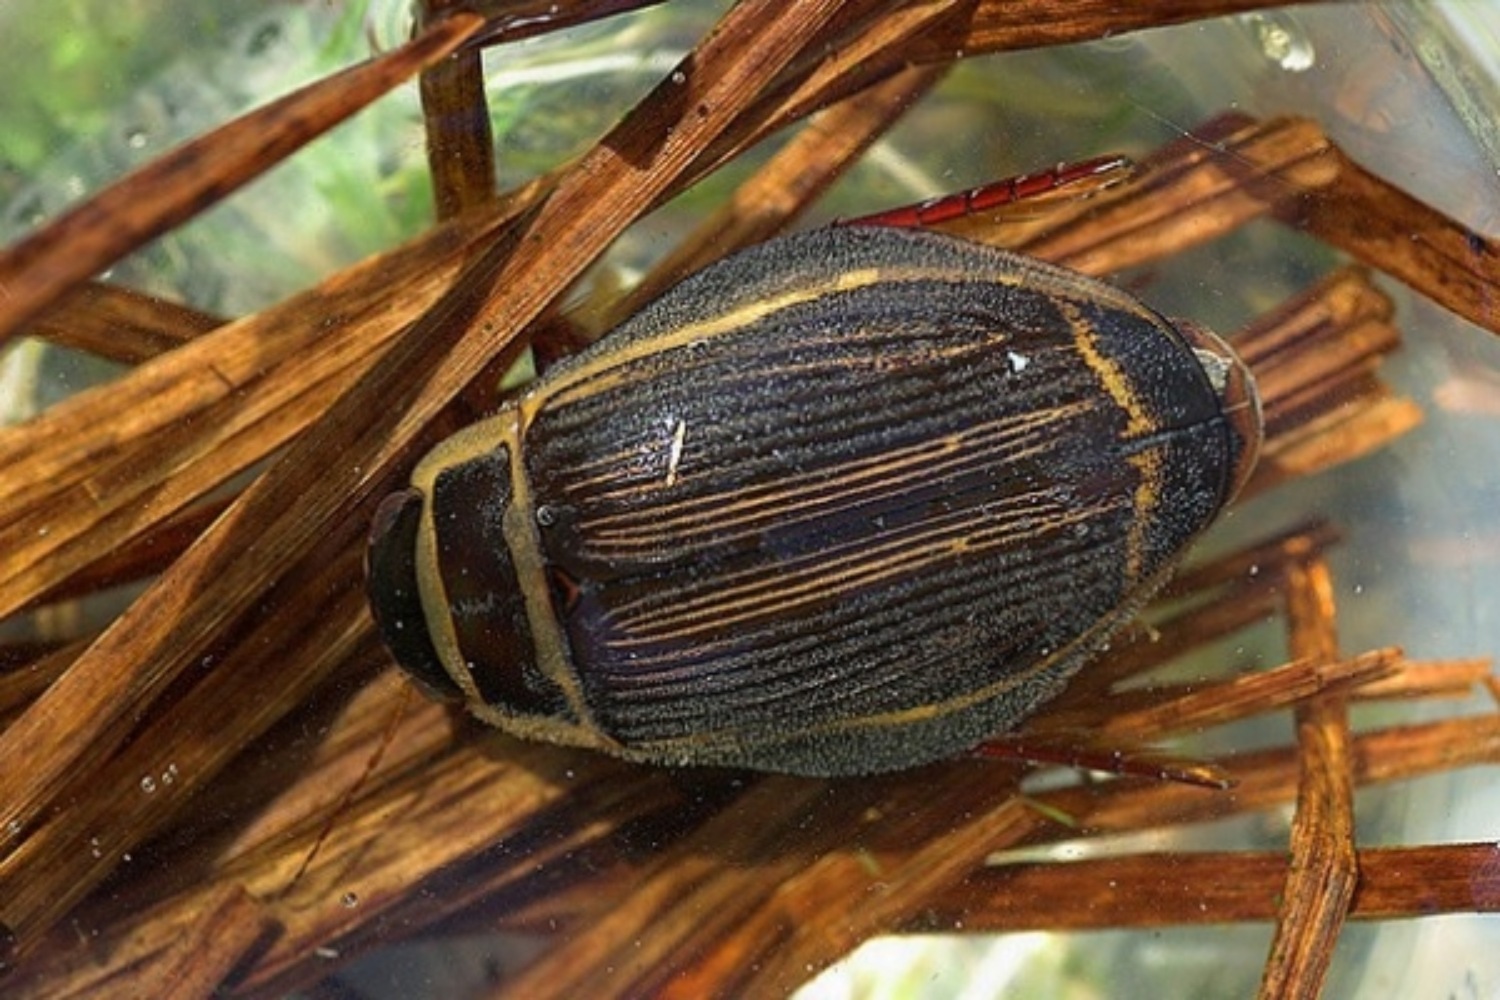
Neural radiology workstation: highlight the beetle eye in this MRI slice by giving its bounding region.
[536,504,557,527]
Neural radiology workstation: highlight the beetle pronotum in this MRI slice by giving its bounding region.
[366,207,1261,777]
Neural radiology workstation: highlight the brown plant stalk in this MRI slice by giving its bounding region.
[2,2,1496,997]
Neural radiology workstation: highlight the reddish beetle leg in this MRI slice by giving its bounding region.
[844,154,1135,229]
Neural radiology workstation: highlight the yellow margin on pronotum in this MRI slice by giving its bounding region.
[406,409,618,752]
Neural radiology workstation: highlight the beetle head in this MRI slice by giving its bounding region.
[366,488,465,702]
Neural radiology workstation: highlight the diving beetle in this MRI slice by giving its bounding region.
[365,166,1262,778]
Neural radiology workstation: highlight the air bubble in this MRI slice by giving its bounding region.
[1244,13,1315,72]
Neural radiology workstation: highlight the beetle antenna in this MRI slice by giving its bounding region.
[275,679,415,900]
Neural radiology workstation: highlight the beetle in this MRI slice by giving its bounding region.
[365,221,1261,777]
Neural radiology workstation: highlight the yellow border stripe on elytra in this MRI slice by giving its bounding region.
[518,264,1034,422]
[1056,297,1161,581]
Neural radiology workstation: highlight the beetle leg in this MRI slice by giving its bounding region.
[971,732,1234,789]
[840,154,1136,229]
